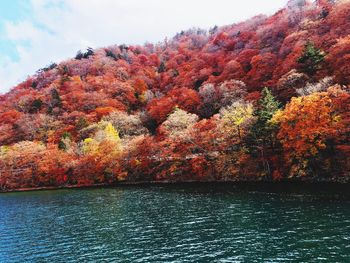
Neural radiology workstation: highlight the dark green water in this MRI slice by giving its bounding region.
[0,185,349,262]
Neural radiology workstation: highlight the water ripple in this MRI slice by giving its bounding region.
[0,186,349,262]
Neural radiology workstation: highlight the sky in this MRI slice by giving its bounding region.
[0,0,289,94]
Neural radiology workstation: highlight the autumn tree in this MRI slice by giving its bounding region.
[79,122,122,183]
[275,69,309,101]
[296,76,333,96]
[103,111,148,137]
[272,86,349,178]
[199,80,247,117]
[147,87,201,124]
[327,36,350,84]
[245,53,277,88]
[0,141,72,189]
[219,101,254,141]
[159,108,199,138]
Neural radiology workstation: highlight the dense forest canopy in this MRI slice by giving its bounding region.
[0,0,349,190]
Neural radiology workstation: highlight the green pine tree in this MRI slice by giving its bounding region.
[252,88,280,141]
[247,88,280,176]
[48,88,62,114]
[51,88,62,107]
[297,41,325,76]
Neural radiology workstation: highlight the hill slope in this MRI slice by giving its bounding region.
[0,0,349,190]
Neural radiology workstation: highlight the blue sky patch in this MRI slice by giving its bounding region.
[0,0,32,62]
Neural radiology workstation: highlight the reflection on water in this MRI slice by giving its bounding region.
[0,185,349,262]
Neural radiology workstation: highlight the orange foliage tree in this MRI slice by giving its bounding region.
[272,86,349,177]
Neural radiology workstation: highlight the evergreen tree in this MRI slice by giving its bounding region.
[247,88,280,176]
[76,117,88,130]
[29,99,43,113]
[252,87,280,143]
[51,88,62,108]
[297,41,325,76]
[58,132,72,151]
[158,61,166,73]
[48,88,62,114]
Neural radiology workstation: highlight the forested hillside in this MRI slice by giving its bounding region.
[1,0,349,190]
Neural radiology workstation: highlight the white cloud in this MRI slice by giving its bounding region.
[0,0,288,93]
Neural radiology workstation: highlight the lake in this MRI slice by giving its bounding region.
[0,184,349,262]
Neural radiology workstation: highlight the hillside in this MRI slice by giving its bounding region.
[0,0,349,190]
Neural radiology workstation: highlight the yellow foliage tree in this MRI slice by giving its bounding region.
[220,101,254,140]
[82,137,99,155]
[104,122,121,143]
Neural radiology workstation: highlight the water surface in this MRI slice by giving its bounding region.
[0,185,349,262]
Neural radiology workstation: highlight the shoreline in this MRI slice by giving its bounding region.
[1,179,349,194]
